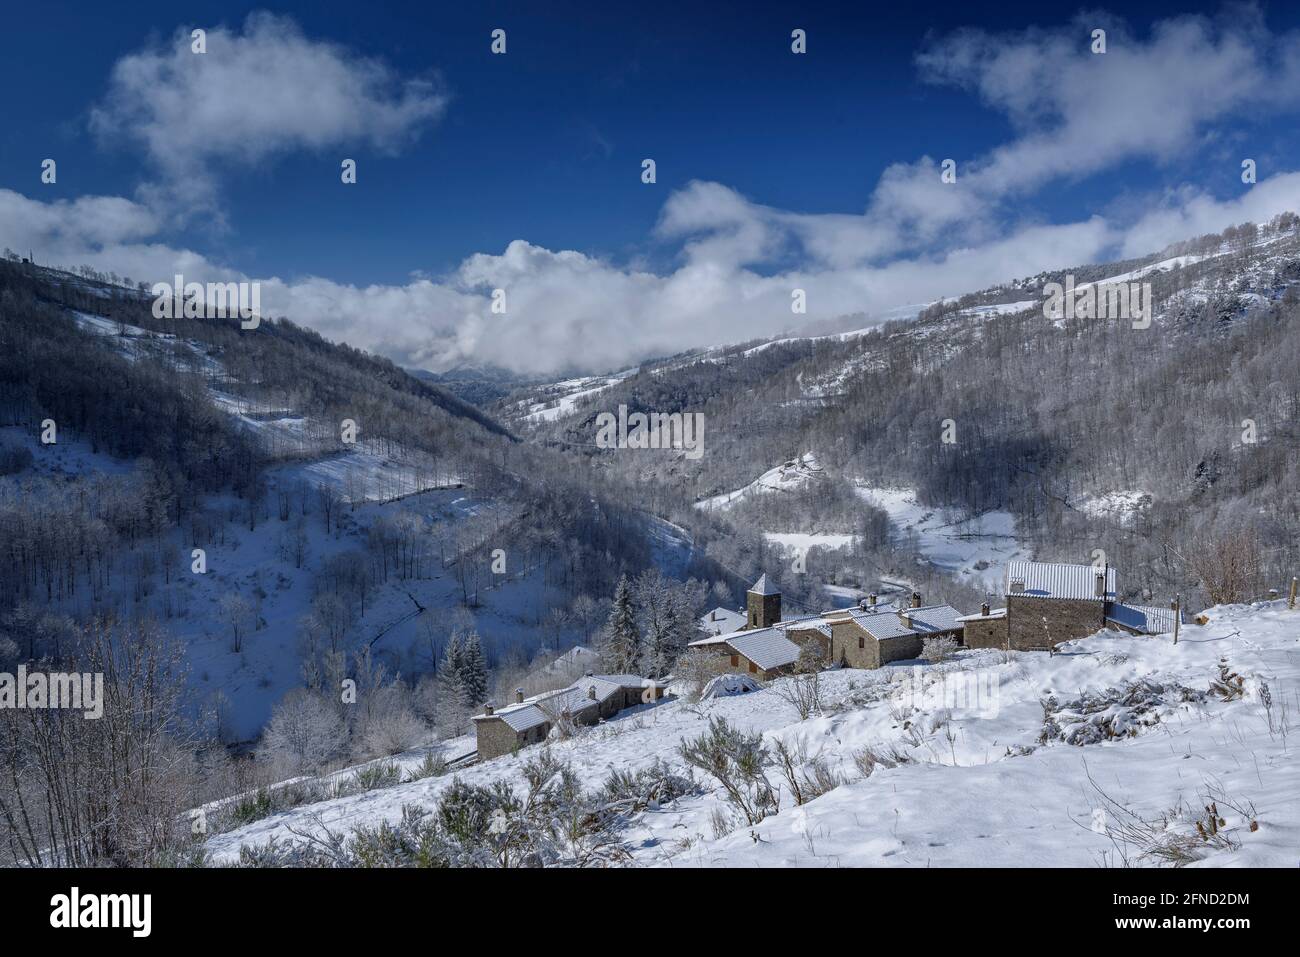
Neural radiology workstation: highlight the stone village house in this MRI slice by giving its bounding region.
[958,560,1183,651]
[689,575,966,678]
[473,674,670,760]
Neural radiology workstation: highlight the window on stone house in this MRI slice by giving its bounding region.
[858,635,864,649]
[730,654,739,667]
[748,662,757,674]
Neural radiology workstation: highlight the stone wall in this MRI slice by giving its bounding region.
[1006,595,1105,650]
[879,634,924,664]
[963,616,1008,649]
[475,716,532,760]
[829,620,879,669]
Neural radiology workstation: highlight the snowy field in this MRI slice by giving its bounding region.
[1074,489,1153,526]
[516,371,634,424]
[854,484,1029,591]
[696,452,825,511]
[763,532,856,553]
[205,602,1300,868]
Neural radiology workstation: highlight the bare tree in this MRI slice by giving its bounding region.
[1189,526,1265,606]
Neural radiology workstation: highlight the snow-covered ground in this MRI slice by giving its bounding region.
[516,371,634,424]
[1075,489,1153,527]
[0,424,137,478]
[696,452,825,511]
[205,601,1300,868]
[764,532,855,552]
[854,484,1029,591]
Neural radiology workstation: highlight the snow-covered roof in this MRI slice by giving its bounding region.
[955,607,1007,622]
[1005,560,1116,601]
[748,574,779,596]
[588,674,669,690]
[903,604,965,633]
[856,599,901,615]
[480,702,551,733]
[689,633,736,647]
[849,612,917,641]
[725,627,802,672]
[699,606,746,635]
[476,672,667,733]
[783,617,833,637]
[1105,603,1181,635]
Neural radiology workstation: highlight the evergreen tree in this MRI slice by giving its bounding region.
[599,575,641,673]
[436,632,469,734]
[460,631,488,708]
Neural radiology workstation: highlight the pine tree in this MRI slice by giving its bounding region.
[460,631,488,707]
[436,632,469,734]
[599,575,641,673]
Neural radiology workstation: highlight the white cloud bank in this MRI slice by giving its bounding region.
[7,8,1300,377]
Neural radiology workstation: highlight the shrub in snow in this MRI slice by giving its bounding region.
[1085,778,1259,867]
[774,670,822,720]
[678,717,779,826]
[772,735,841,806]
[344,760,402,795]
[1039,680,1205,746]
[404,750,449,782]
[597,759,696,813]
[851,744,913,778]
[234,750,681,868]
[921,636,959,663]
[1209,658,1246,700]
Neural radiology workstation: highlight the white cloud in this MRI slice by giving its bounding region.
[90,12,447,217]
[9,8,1300,377]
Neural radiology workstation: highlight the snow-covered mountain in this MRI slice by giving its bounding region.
[497,214,1300,612]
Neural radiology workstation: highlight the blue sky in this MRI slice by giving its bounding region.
[3,2,1300,374]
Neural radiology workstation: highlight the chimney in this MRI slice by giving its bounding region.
[981,602,990,617]
[911,591,922,608]
[1010,578,1024,594]
[868,593,877,607]
[483,701,495,716]
[587,685,597,700]
[515,688,524,704]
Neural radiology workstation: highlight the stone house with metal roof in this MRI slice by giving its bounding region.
[472,674,670,760]
[975,560,1184,651]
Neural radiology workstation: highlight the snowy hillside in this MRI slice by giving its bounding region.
[696,452,826,511]
[853,484,1029,592]
[205,602,1299,868]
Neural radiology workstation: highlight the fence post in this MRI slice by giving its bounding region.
[1289,577,1297,610]
[1172,595,1180,645]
